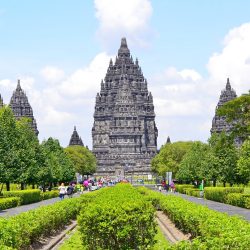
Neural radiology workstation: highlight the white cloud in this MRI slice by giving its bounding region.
[94,0,153,49]
[40,66,65,83]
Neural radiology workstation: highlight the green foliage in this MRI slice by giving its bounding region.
[175,184,194,194]
[151,141,194,177]
[237,139,250,184]
[2,190,41,205]
[64,145,96,175]
[184,188,200,197]
[0,197,21,210]
[226,193,250,209]
[217,92,250,141]
[78,184,157,250]
[204,187,244,203]
[59,229,85,250]
[38,138,75,185]
[40,190,59,200]
[138,187,250,249]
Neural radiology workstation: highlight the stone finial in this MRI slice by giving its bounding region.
[166,136,171,144]
[226,78,231,90]
[17,79,22,91]
[120,37,128,48]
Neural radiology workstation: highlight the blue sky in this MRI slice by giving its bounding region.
[0,0,250,148]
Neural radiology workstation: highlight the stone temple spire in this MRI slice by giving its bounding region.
[211,78,237,134]
[9,79,39,136]
[166,136,171,144]
[69,126,84,146]
[92,37,158,176]
[0,93,3,108]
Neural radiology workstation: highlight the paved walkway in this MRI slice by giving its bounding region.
[0,193,81,218]
[162,191,250,221]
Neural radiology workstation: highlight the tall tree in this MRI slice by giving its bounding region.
[217,92,250,141]
[237,139,250,185]
[64,145,96,176]
[151,141,194,177]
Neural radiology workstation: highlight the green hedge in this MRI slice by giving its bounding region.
[137,187,250,249]
[3,190,41,205]
[175,184,194,194]
[226,193,250,209]
[0,197,21,210]
[184,188,200,197]
[78,184,157,250]
[0,192,98,249]
[204,187,244,203]
[40,190,59,200]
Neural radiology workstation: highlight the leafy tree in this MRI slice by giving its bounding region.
[237,139,250,185]
[209,132,239,186]
[38,138,75,188]
[176,141,218,184]
[64,145,96,176]
[151,141,194,177]
[0,106,20,192]
[217,92,250,141]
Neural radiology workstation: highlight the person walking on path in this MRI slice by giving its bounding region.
[58,183,66,200]
[66,183,74,198]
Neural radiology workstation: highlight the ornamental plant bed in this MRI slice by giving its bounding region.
[137,187,250,249]
[0,197,21,210]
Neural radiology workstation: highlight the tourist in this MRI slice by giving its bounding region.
[66,183,74,198]
[58,183,66,200]
[170,181,175,192]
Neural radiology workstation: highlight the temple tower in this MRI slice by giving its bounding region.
[92,38,158,176]
[9,79,39,136]
[69,126,84,146]
[0,94,3,108]
[211,77,239,136]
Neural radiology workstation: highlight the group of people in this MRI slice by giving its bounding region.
[158,180,176,192]
[58,183,75,200]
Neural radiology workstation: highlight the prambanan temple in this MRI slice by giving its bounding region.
[9,80,39,136]
[69,126,84,146]
[92,38,158,176]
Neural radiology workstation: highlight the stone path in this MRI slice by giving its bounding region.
[0,193,81,218]
[162,191,250,221]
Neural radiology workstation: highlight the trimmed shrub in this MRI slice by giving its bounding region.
[204,187,244,203]
[184,188,200,197]
[78,184,157,250]
[3,190,41,205]
[0,197,21,210]
[137,187,250,249]
[0,192,98,249]
[226,193,250,209]
[175,184,194,194]
[40,190,59,200]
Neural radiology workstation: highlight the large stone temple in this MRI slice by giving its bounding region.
[92,38,158,176]
[211,78,238,139]
[0,94,3,108]
[9,80,39,136]
[69,126,84,146]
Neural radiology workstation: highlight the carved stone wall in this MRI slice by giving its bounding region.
[92,38,158,176]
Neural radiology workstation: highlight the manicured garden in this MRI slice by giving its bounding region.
[1,184,249,249]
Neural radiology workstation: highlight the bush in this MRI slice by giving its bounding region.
[226,193,250,208]
[40,190,59,200]
[0,197,21,210]
[175,184,194,194]
[184,188,200,197]
[3,190,41,205]
[204,187,244,203]
[78,184,157,250]
[0,192,98,249]
[137,187,250,249]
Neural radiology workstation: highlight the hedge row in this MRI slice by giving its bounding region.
[0,192,98,249]
[41,190,59,200]
[138,187,250,249]
[0,197,21,210]
[175,184,194,194]
[226,193,250,209]
[78,184,157,250]
[204,187,244,203]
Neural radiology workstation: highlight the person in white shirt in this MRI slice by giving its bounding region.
[58,183,66,200]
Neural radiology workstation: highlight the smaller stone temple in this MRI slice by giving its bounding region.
[211,78,237,134]
[69,126,84,146]
[0,94,3,108]
[9,79,39,136]
[166,136,171,144]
